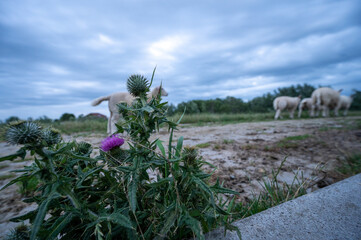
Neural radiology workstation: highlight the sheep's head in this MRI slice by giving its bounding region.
[152,86,168,97]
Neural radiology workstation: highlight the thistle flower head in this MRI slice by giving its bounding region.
[6,121,42,145]
[74,141,93,156]
[42,127,62,146]
[100,134,125,152]
[127,74,149,97]
[182,146,199,166]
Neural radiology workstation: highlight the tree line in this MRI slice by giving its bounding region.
[2,84,361,123]
[167,84,361,115]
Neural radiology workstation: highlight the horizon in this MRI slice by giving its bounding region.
[1,83,358,121]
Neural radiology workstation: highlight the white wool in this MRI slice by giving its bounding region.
[92,86,168,134]
[273,96,301,120]
[298,98,319,118]
[337,95,353,116]
[311,87,341,117]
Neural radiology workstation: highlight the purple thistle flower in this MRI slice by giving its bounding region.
[100,134,125,152]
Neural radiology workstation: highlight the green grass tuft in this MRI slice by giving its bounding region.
[276,134,312,149]
[233,159,309,219]
[223,139,235,144]
[338,154,361,176]
[195,142,211,148]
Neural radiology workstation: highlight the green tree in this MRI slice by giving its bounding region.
[36,115,52,123]
[59,113,76,121]
[5,116,20,124]
[350,89,361,110]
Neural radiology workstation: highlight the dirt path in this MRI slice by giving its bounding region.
[1,116,360,237]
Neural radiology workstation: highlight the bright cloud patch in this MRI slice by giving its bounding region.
[239,27,361,71]
[148,34,190,61]
[85,33,121,49]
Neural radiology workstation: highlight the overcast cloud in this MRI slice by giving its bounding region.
[1,0,360,120]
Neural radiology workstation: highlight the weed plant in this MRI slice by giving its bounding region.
[1,69,240,240]
[338,153,361,176]
[233,159,309,219]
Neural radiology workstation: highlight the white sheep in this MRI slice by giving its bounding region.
[298,98,319,118]
[337,95,353,116]
[92,86,168,135]
[273,96,301,120]
[311,87,342,117]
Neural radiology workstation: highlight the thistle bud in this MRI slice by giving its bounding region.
[42,127,62,146]
[6,121,42,145]
[182,146,199,166]
[74,141,93,156]
[127,74,149,97]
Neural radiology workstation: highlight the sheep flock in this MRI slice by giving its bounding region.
[274,87,353,120]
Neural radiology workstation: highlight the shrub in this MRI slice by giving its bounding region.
[1,68,240,240]
[6,116,21,124]
[59,113,76,121]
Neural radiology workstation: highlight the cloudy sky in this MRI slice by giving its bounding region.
[1,0,361,121]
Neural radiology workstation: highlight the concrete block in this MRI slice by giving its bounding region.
[206,174,361,240]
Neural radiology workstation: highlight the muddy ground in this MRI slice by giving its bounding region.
[1,116,361,238]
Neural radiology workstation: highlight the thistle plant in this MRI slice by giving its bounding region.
[1,68,240,240]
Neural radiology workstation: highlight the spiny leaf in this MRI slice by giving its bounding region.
[76,166,103,188]
[1,174,32,191]
[183,215,204,240]
[30,192,59,240]
[98,212,134,230]
[177,107,186,124]
[175,136,184,158]
[148,177,173,188]
[149,66,156,88]
[128,172,138,212]
[47,212,74,240]
[10,209,38,222]
[224,222,242,240]
[155,210,178,240]
[0,148,26,162]
[156,139,166,157]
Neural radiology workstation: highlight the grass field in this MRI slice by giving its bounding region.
[1,111,361,141]
[170,110,361,125]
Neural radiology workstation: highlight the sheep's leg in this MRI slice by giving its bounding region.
[310,105,315,117]
[334,106,340,117]
[290,109,295,119]
[107,112,112,134]
[275,109,281,120]
[344,109,348,116]
[298,107,302,118]
[322,106,328,117]
[110,112,120,135]
[315,109,320,117]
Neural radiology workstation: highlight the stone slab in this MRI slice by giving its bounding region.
[206,173,361,240]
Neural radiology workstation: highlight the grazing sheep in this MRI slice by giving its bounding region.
[273,96,301,120]
[298,98,319,118]
[311,87,342,117]
[337,95,353,116]
[92,86,168,135]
